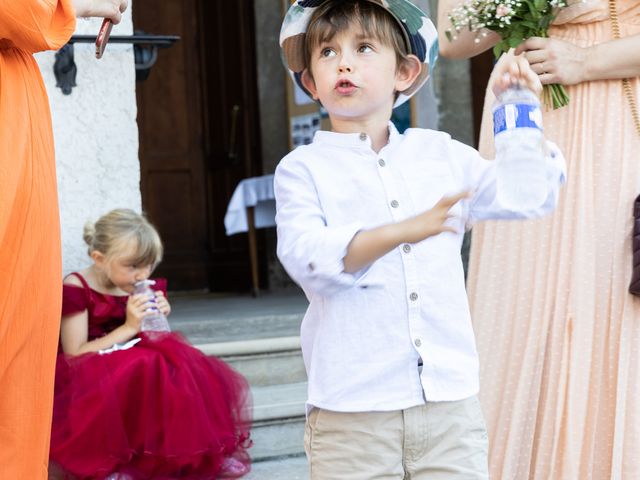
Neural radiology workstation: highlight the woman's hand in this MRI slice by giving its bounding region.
[490,49,542,98]
[515,37,588,86]
[73,0,128,24]
[124,293,154,334]
[154,291,171,317]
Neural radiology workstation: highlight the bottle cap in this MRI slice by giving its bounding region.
[133,279,156,291]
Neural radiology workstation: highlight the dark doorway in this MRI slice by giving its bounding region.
[470,50,494,146]
[134,0,265,292]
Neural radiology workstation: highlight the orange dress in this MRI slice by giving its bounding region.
[467,1,640,478]
[0,1,75,478]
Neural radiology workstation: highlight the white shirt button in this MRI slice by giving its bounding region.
[403,244,411,253]
[414,338,422,347]
[359,132,367,141]
[378,159,386,167]
[390,200,399,208]
[409,292,418,301]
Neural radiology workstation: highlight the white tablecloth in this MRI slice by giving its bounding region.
[224,174,276,236]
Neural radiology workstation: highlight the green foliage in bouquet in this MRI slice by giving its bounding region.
[446,0,570,109]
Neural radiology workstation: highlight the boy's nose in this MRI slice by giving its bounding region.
[338,64,352,73]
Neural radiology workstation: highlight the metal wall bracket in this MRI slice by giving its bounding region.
[54,44,77,94]
[54,32,180,95]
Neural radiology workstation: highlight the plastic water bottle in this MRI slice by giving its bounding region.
[493,85,547,210]
[133,280,171,333]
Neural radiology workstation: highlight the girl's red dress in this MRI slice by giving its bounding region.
[49,273,252,479]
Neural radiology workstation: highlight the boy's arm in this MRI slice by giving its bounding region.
[275,157,367,296]
[343,193,469,273]
[275,156,469,291]
[459,140,566,224]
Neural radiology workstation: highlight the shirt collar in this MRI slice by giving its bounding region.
[313,122,401,151]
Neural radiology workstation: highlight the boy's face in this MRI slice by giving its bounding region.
[302,25,416,127]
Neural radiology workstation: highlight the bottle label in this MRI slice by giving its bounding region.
[493,103,543,136]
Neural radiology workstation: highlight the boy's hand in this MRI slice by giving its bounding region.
[154,291,171,317]
[490,49,542,98]
[401,191,471,244]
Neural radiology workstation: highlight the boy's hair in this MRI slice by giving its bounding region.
[83,208,163,267]
[304,0,411,76]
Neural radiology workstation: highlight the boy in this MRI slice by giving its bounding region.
[276,1,565,478]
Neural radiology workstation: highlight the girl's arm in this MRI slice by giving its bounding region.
[436,0,500,59]
[60,276,149,356]
[516,34,640,85]
[60,309,138,356]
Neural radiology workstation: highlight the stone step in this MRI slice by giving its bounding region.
[196,336,306,386]
[245,454,308,480]
[249,382,307,460]
[168,290,307,345]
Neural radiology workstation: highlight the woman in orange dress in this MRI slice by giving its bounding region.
[0,1,127,477]
[438,0,640,478]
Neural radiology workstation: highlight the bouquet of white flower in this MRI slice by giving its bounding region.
[446,0,570,109]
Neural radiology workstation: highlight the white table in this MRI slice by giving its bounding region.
[224,174,276,295]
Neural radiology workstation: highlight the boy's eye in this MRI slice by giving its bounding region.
[358,44,373,53]
[320,47,336,58]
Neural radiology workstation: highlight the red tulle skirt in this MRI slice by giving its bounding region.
[50,333,252,479]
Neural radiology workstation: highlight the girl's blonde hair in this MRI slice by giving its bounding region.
[304,0,411,75]
[83,209,163,267]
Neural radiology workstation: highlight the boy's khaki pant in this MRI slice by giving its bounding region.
[304,396,488,480]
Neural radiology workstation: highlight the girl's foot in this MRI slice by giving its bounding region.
[219,457,249,478]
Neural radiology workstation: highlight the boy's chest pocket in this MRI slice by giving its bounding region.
[402,163,458,211]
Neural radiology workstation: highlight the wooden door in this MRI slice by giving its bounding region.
[470,50,494,146]
[134,0,264,291]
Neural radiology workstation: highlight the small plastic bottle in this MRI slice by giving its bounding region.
[493,84,547,210]
[133,280,171,333]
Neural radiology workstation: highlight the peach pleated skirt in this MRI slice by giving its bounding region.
[467,3,640,478]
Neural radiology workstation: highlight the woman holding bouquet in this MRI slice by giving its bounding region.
[437,1,640,478]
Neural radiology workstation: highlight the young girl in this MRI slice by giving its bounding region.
[49,209,251,479]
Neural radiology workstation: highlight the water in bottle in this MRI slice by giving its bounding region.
[493,84,547,210]
[133,280,171,333]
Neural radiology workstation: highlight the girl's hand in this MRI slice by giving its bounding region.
[154,291,171,317]
[401,191,471,244]
[73,0,128,24]
[515,37,588,86]
[124,293,154,334]
[490,49,542,98]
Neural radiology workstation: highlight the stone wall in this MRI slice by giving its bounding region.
[37,9,139,275]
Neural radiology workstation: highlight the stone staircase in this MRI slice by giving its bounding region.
[168,290,310,476]
[198,337,307,460]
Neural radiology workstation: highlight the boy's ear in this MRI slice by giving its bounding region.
[300,69,319,100]
[395,54,422,93]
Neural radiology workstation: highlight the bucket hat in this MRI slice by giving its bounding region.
[279,0,438,108]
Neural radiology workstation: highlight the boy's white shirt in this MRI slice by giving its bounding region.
[275,122,566,413]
